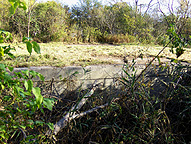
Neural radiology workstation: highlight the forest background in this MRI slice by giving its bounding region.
[1,0,191,45]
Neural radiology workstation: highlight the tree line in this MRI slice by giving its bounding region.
[1,0,191,44]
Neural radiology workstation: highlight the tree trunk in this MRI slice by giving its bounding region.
[28,10,30,38]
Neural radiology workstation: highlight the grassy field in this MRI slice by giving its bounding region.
[1,42,191,67]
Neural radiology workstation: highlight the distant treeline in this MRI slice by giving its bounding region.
[1,0,191,44]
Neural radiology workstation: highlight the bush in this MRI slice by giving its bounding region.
[0,30,55,143]
[155,34,169,46]
[100,33,136,44]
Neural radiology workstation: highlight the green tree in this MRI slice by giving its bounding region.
[33,1,68,42]
[8,7,28,41]
[0,1,10,30]
[71,0,103,42]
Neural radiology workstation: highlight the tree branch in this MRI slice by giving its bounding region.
[46,81,102,135]
[144,0,154,14]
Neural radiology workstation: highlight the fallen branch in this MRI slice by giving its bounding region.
[46,81,104,136]
[52,102,109,135]
[53,87,97,135]
[73,103,108,119]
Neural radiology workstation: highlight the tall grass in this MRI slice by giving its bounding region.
[45,61,190,144]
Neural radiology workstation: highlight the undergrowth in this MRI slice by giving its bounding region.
[4,60,190,144]
[49,61,190,144]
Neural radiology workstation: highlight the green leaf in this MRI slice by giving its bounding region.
[40,108,44,114]
[7,53,14,59]
[27,120,34,124]
[19,125,26,130]
[14,71,24,78]
[3,96,12,102]
[4,74,12,82]
[4,47,12,54]
[0,83,5,90]
[46,122,54,130]
[0,64,6,71]
[0,36,4,43]
[43,98,54,111]
[2,31,12,41]
[157,56,161,65]
[26,41,32,55]
[0,46,4,57]
[23,37,33,42]
[27,80,33,92]
[0,133,6,139]
[22,91,31,96]
[9,5,16,15]
[32,87,43,108]
[13,125,19,129]
[9,0,27,15]
[14,1,19,9]
[24,80,28,90]
[32,41,40,54]
[171,59,178,63]
[8,66,14,72]
[8,0,16,2]
[37,73,44,81]
[27,120,34,128]
[22,37,28,42]
[35,120,44,126]
[28,70,38,79]
[21,70,30,78]
[19,2,27,10]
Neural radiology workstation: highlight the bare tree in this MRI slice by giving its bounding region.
[26,0,37,37]
[157,0,191,35]
[144,0,155,14]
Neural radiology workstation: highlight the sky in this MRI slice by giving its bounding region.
[37,0,180,13]
[60,0,161,7]
[37,0,178,7]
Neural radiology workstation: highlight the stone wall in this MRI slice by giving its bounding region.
[13,62,191,96]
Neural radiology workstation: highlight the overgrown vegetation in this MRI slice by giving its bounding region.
[49,61,190,144]
[0,2,56,142]
[0,32,57,143]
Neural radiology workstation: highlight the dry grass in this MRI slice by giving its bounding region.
[1,42,191,67]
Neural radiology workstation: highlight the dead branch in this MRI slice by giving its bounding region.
[46,81,101,135]
[144,0,154,14]
[52,103,109,136]
[46,78,119,136]
[72,98,119,120]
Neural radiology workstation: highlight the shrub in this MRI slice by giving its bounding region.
[101,33,136,44]
[0,26,55,143]
[155,34,169,46]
